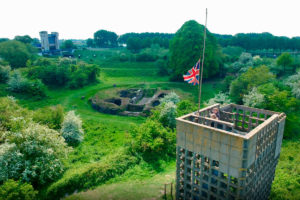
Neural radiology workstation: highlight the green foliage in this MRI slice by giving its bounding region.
[0,65,10,83]
[14,35,33,44]
[128,119,176,159]
[0,40,31,68]
[61,111,84,145]
[169,20,222,80]
[86,38,95,47]
[176,100,197,117]
[156,59,169,76]
[222,46,243,60]
[270,140,300,199]
[94,30,118,48]
[229,66,275,103]
[276,52,293,74]
[216,32,300,50]
[221,75,235,92]
[7,71,47,98]
[204,92,231,106]
[0,179,37,200]
[28,61,100,89]
[32,105,64,130]
[46,150,138,199]
[61,40,76,50]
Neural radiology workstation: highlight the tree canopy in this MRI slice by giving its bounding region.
[93,30,118,48]
[215,32,300,50]
[0,40,31,68]
[169,20,222,81]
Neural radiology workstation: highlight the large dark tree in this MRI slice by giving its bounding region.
[93,30,118,48]
[14,35,33,44]
[0,40,31,68]
[169,20,222,81]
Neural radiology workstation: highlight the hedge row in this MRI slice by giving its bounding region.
[45,151,138,199]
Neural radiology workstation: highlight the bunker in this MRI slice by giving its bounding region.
[176,104,286,200]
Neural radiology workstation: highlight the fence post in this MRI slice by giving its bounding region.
[164,184,167,200]
[171,182,173,200]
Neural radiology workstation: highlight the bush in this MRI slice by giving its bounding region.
[243,87,265,108]
[0,65,10,83]
[285,72,300,99]
[28,62,100,89]
[128,119,176,159]
[7,71,46,98]
[46,151,138,200]
[229,66,275,103]
[7,71,28,93]
[159,102,177,128]
[2,123,69,186]
[32,105,64,130]
[0,179,37,200]
[61,111,84,145]
[136,52,157,62]
[205,92,231,106]
[176,100,197,117]
[160,92,180,105]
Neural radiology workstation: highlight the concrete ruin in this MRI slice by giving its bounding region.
[90,88,168,116]
[176,104,286,200]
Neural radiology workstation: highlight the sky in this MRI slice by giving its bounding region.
[0,0,299,39]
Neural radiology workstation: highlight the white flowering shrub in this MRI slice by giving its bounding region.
[285,72,300,99]
[160,92,180,105]
[205,92,231,106]
[159,102,177,128]
[61,111,84,145]
[1,123,69,185]
[243,87,265,108]
[0,143,23,181]
[7,71,28,92]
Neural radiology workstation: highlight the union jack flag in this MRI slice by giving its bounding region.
[183,59,201,85]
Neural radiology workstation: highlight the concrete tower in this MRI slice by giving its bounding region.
[176,104,285,200]
[39,31,49,52]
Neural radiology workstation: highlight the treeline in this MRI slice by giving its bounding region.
[87,30,174,51]
[214,32,300,50]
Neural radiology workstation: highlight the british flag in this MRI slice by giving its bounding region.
[183,59,201,86]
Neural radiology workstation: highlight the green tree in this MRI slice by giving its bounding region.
[0,40,31,68]
[61,40,75,49]
[14,35,33,44]
[86,38,95,47]
[276,52,293,74]
[169,20,222,81]
[229,66,275,103]
[94,30,118,48]
[126,37,142,52]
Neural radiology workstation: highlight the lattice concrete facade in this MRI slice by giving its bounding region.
[176,104,286,200]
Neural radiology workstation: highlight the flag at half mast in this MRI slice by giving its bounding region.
[183,59,201,86]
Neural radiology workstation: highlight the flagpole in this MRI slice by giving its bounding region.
[198,8,208,116]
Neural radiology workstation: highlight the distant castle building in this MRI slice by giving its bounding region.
[39,31,60,54]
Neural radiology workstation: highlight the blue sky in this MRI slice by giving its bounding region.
[0,0,299,39]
